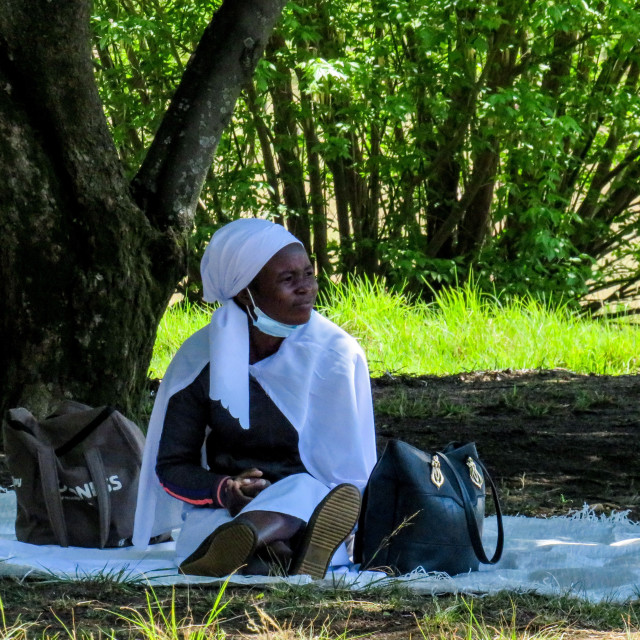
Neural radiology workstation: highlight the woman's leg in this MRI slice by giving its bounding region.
[179,510,304,577]
[175,474,321,566]
[177,474,361,578]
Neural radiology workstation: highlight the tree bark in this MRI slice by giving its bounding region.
[266,34,312,252]
[328,158,355,276]
[245,80,283,223]
[298,87,330,275]
[0,0,286,420]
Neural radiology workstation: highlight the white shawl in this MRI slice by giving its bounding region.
[133,219,377,547]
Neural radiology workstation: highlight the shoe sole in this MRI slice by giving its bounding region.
[179,521,257,577]
[292,483,361,580]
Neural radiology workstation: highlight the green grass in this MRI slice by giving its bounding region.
[374,389,472,419]
[149,299,214,380]
[1,581,639,639]
[150,279,640,379]
[110,582,230,640]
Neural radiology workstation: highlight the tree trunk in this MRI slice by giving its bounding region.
[458,19,517,256]
[0,0,286,420]
[245,80,283,223]
[266,34,312,253]
[298,86,330,275]
[328,158,355,276]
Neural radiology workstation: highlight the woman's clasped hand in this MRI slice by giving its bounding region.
[223,468,271,517]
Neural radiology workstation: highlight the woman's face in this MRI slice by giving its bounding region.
[249,243,318,325]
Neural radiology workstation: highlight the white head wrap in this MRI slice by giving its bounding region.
[200,218,302,304]
[201,218,302,429]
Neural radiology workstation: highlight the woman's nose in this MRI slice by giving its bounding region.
[296,275,317,293]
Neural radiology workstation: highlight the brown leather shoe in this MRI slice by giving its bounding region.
[291,483,361,580]
[179,519,258,577]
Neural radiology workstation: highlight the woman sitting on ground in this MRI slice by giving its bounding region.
[133,218,377,578]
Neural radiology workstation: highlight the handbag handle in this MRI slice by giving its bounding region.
[36,447,70,547]
[55,406,115,457]
[35,446,112,548]
[438,451,504,565]
[84,448,112,549]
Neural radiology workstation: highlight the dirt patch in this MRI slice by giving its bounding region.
[1,369,639,637]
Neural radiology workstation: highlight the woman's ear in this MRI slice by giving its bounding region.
[234,288,252,309]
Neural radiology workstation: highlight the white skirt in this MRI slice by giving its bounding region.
[175,473,351,567]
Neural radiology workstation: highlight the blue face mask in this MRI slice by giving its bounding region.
[246,289,301,338]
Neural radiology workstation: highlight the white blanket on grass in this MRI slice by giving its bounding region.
[1,490,638,603]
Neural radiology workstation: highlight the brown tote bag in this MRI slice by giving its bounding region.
[4,401,145,548]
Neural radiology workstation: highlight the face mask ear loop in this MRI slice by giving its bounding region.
[245,288,258,321]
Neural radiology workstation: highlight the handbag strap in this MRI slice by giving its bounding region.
[438,451,504,565]
[54,406,115,457]
[84,448,111,548]
[36,447,70,547]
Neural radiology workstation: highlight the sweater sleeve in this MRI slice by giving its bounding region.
[155,365,229,508]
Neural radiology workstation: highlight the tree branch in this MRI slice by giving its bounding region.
[131,0,288,232]
[425,161,494,258]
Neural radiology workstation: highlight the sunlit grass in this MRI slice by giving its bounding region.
[414,597,566,640]
[149,279,640,379]
[149,299,213,379]
[319,278,640,377]
[111,582,230,640]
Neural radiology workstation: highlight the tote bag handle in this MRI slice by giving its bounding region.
[36,447,69,547]
[84,448,112,549]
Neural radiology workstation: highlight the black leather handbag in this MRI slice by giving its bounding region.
[356,439,504,576]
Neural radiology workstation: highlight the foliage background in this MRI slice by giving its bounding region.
[93,0,640,309]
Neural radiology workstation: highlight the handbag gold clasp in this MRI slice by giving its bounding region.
[430,455,445,488]
[466,457,484,488]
